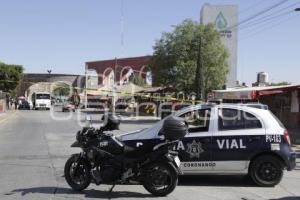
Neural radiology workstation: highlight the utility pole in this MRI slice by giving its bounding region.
[84,65,88,109]
[195,32,204,101]
[112,57,118,113]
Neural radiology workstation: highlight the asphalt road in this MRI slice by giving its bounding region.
[0,110,300,200]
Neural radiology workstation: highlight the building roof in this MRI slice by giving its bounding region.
[213,84,300,100]
[214,84,300,92]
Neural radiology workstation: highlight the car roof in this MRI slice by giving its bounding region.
[35,92,50,94]
[176,103,267,114]
[174,103,281,131]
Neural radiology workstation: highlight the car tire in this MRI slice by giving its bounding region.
[249,155,284,187]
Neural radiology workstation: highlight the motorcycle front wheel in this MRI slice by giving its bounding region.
[64,154,91,191]
[142,163,178,196]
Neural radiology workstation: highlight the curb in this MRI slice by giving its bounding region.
[0,110,17,124]
[292,145,300,152]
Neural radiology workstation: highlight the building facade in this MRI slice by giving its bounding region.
[201,4,238,88]
[85,56,152,88]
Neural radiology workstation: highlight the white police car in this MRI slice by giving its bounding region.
[119,103,296,187]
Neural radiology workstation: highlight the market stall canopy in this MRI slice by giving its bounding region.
[116,83,144,95]
[85,85,111,96]
[140,86,176,93]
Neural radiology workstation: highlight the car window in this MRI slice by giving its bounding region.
[243,111,262,129]
[179,109,210,133]
[218,108,262,131]
[36,94,50,99]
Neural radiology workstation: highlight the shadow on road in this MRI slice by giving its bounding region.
[179,175,257,187]
[6,187,153,199]
[269,197,300,200]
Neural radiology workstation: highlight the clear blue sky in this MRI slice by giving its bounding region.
[0,0,300,85]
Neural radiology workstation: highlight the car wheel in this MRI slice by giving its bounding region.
[249,155,284,187]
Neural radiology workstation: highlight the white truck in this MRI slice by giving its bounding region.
[32,92,51,110]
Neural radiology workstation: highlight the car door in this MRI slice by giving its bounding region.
[211,107,265,172]
[175,108,213,174]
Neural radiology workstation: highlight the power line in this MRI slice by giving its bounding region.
[238,0,265,15]
[240,12,300,40]
[239,10,292,31]
[239,1,300,29]
[228,0,288,30]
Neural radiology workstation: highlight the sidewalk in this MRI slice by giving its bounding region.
[0,110,8,119]
[292,144,300,151]
[0,109,17,123]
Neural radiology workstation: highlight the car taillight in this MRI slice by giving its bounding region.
[283,130,291,146]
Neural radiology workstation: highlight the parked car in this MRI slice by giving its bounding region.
[18,100,30,110]
[32,92,51,110]
[119,103,296,187]
[62,102,75,112]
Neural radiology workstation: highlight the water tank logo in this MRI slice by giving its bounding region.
[215,12,227,30]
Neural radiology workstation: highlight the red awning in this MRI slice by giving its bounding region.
[257,90,283,96]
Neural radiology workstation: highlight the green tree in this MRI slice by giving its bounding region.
[129,73,145,86]
[53,83,71,96]
[0,62,24,93]
[150,19,228,99]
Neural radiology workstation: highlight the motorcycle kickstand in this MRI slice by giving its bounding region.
[108,184,116,197]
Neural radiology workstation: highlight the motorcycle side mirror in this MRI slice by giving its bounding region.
[184,121,189,128]
[158,129,163,136]
[85,115,92,127]
[86,115,91,121]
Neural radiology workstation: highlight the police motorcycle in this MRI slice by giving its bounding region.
[64,114,187,196]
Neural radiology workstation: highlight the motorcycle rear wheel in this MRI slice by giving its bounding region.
[142,163,178,196]
[64,154,91,191]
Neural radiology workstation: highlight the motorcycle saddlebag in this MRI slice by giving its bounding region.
[161,116,188,140]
